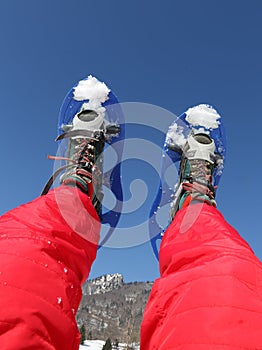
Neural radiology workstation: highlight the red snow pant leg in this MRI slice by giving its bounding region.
[141,203,262,350]
[0,186,100,350]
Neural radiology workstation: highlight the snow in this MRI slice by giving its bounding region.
[185,105,225,170]
[192,127,210,135]
[73,75,111,119]
[79,340,105,350]
[166,123,186,147]
[215,158,224,176]
[74,75,110,103]
[185,104,221,129]
[79,340,140,350]
[166,104,221,148]
[57,297,62,305]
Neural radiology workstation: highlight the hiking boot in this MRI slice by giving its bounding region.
[42,108,120,216]
[170,133,220,219]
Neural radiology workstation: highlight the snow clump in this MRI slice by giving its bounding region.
[73,75,111,118]
[74,75,110,103]
[185,104,221,129]
[166,123,187,147]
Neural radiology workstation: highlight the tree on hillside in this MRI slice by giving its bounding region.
[102,337,112,350]
[88,330,93,340]
[113,338,119,348]
[79,324,86,345]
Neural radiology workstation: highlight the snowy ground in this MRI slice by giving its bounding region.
[79,340,105,350]
[79,340,140,350]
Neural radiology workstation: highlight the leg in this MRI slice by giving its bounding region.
[141,204,262,349]
[0,186,100,350]
[141,105,262,349]
[0,75,118,349]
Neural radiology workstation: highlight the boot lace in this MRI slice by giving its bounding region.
[41,131,103,195]
[183,159,215,199]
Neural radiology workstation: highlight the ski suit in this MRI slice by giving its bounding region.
[1,187,262,349]
[0,186,100,350]
[140,203,262,349]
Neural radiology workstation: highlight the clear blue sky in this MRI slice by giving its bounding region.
[0,0,261,282]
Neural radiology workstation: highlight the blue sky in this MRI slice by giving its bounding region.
[0,0,261,282]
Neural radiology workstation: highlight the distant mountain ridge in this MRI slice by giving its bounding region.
[82,273,124,295]
[77,274,153,344]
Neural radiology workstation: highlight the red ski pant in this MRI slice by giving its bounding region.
[0,187,100,350]
[1,187,262,350]
[141,203,262,349]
